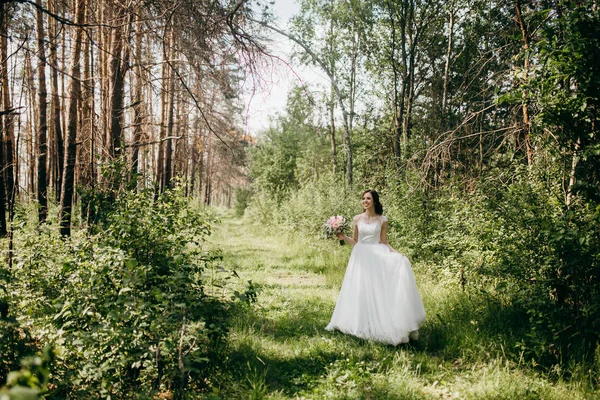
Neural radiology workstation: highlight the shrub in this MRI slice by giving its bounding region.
[7,187,238,398]
[278,173,357,237]
[0,301,36,386]
[233,187,253,217]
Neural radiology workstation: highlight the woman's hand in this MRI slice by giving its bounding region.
[337,225,357,247]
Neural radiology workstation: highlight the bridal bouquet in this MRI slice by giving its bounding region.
[323,215,349,245]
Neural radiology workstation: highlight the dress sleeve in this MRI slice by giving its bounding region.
[381,215,388,223]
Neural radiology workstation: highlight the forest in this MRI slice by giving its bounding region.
[0,0,599,398]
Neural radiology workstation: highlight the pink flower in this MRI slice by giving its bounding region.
[323,215,349,237]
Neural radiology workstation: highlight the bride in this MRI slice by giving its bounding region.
[326,190,426,345]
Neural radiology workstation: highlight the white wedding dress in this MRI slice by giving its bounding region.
[326,215,426,345]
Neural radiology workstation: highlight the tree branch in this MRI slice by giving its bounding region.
[164,57,233,152]
[11,0,112,28]
[125,135,185,148]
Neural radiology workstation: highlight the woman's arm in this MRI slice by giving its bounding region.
[336,216,359,246]
[380,220,400,254]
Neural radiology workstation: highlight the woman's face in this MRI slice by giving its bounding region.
[361,192,374,211]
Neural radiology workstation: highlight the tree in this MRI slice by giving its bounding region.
[36,0,48,223]
[0,3,16,233]
[0,0,268,223]
[258,1,358,187]
[48,0,64,202]
[58,0,86,236]
[107,3,129,159]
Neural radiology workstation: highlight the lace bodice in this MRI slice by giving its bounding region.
[356,215,387,244]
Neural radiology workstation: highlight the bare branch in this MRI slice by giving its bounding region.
[125,135,185,148]
[11,0,113,28]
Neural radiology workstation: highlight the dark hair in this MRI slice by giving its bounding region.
[362,189,383,215]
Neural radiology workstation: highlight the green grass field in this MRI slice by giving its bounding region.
[205,213,598,399]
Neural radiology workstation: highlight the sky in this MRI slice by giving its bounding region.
[241,0,330,136]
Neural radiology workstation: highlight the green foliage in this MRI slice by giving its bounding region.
[534,5,600,203]
[248,160,600,377]
[0,347,55,399]
[78,158,131,227]
[248,85,326,203]
[279,173,357,236]
[0,308,35,389]
[245,0,600,383]
[233,187,253,217]
[497,4,600,369]
[4,187,243,398]
[486,180,600,369]
[0,224,37,387]
[384,170,600,371]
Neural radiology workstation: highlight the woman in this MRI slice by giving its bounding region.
[325,190,426,345]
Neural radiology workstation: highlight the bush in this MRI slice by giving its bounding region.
[481,178,600,370]
[233,187,253,217]
[278,173,357,237]
[0,305,36,387]
[6,187,239,398]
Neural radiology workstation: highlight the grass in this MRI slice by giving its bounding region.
[204,212,599,399]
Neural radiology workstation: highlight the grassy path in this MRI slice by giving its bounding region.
[206,213,595,400]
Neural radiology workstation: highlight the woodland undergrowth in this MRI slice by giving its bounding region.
[242,169,600,388]
[205,210,599,399]
[0,186,254,399]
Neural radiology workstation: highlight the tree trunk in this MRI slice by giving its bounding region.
[0,56,5,233]
[348,32,358,133]
[565,138,580,208]
[328,85,337,174]
[108,9,126,158]
[59,0,86,236]
[131,16,144,181]
[174,94,187,184]
[327,15,337,174]
[60,19,67,152]
[0,138,5,235]
[190,136,197,197]
[80,17,94,190]
[402,0,416,151]
[1,14,15,230]
[156,29,168,193]
[204,135,211,206]
[99,0,112,153]
[26,79,35,195]
[515,0,533,167]
[49,0,63,202]
[0,118,5,236]
[36,0,49,223]
[24,51,37,197]
[97,0,106,150]
[399,1,409,157]
[388,2,402,162]
[80,15,96,222]
[164,28,176,190]
[342,107,353,188]
[441,2,454,122]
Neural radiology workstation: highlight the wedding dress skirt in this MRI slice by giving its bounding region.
[326,217,426,345]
